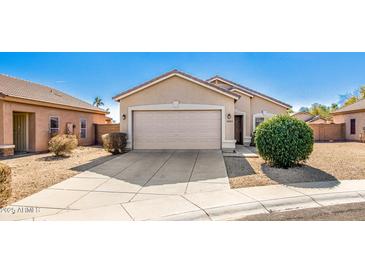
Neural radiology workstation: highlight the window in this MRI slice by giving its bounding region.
[80,118,87,139]
[350,119,356,135]
[255,117,265,128]
[49,116,59,136]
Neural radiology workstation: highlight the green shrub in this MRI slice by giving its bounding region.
[102,132,128,155]
[250,130,256,146]
[0,163,11,208]
[48,134,78,156]
[255,115,314,168]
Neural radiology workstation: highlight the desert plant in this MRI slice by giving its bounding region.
[255,115,314,168]
[48,134,78,156]
[0,163,11,208]
[250,130,256,146]
[102,132,128,154]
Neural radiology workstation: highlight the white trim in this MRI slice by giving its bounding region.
[229,88,253,98]
[127,103,234,150]
[114,72,239,101]
[208,77,290,109]
[253,111,275,130]
[80,118,87,139]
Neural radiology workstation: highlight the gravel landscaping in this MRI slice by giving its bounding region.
[225,142,365,188]
[0,146,115,206]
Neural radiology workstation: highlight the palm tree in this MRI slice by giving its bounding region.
[330,103,339,111]
[93,96,104,108]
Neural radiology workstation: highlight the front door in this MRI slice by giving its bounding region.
[234,115,243,145]
[13,113,27,152]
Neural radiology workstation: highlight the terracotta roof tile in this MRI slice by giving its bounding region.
[0,74,106,113]
[333,98,365,114]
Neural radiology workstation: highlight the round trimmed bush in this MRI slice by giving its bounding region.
[255,115,313,168]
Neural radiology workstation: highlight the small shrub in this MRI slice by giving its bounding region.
[102,132,128,155]
[255,115,314,168]
[0,163,11,208]
[48,134,78,156]
[250,130,256,146]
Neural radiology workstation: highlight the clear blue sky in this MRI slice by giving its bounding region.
[1,52,364,121]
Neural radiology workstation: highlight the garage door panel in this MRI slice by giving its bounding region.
[133,110,221,149]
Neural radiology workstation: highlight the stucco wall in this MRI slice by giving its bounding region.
[309,123,345,141]
[333,112,365,141]
[0,100,106,152]
[119,76,235,141]
[234,95,288,135]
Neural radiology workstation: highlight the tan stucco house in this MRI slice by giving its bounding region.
[332,99,365,141]
[0,74,107,156]
[113,70,291,151]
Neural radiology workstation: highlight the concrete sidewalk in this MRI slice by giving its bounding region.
[2,178,365,221]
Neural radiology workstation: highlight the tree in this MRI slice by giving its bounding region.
[299,106,309,112]
[330,103,339,111]
[343,96,358,107]
[309,103,330,118]
[93,96,104,107]
[360,86,365,99]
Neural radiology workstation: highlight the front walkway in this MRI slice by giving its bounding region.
[2,150,365,221]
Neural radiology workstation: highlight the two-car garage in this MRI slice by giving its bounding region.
[133,110,221,149]
[114,70,239,151]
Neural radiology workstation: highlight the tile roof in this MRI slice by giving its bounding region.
[207,75,292,108]
[0,74,106,113]
[333,98,365,114]
[113,69,240,100]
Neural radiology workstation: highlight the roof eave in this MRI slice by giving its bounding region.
[207,76,292,109]
[1,95,108,114]
[113,70,240,101]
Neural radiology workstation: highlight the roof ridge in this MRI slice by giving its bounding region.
[207,75,292,108]
[113,69,240,100]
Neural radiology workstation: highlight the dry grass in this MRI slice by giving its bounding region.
[226,142,365,188]
[0,146,114,206]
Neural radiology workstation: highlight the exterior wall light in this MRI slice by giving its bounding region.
[227,113,232,120]
[122,114,126,120]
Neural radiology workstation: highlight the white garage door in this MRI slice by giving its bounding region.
[133,110,221,149]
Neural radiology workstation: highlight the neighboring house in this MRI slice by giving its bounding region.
[0,74,108,156]
[291,111,315,122]
[113,69,291,150]
[332,98,365,141]
[306,115,332,124]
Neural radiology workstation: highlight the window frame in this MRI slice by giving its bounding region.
[80,118,87,139]
[350,118,356,135]
[253,112,274,130]
[49,116,60,136]
[255,117,265,128]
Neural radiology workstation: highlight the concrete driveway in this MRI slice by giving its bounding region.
[2,150,234,220]
[3,149,365,221]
